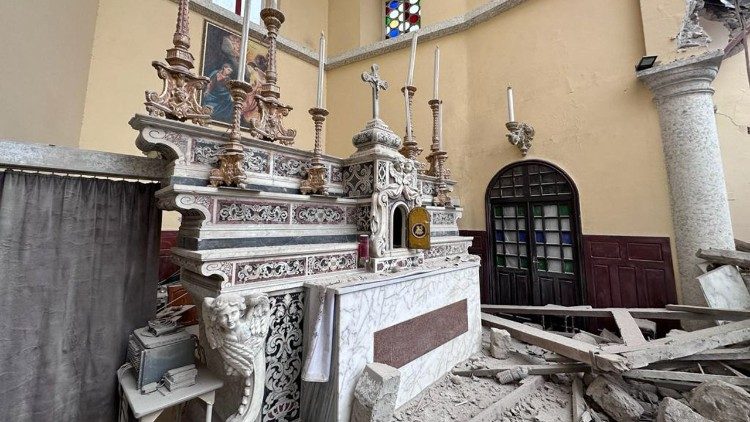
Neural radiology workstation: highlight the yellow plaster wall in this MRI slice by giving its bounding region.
[327,0,675,239]
[714,53,750,241]
[78,0,319,156]
[282,0,328,51]
[328,1,364,55]
[701,17,750,241]
[0,0,99,147]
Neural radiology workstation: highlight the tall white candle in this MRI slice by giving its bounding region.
[407,31,419,85]
[507,86,515,122]
[316,32,326,108]
[433,46,440,99]
[237,0,253,81]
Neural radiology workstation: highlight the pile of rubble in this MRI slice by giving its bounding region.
[465,240,750,421]
[375,240,750,421]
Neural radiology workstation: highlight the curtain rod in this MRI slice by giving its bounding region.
[0,140,167,181]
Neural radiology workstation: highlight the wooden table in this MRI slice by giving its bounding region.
[117,365,223,422]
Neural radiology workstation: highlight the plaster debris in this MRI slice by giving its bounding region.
[351,363,401,422]
[391,288,750,422]
[585,376,645,422]
[490,328,513,359]
[678,0,712,48]
[657,397,709,422]
[688,380,750,422]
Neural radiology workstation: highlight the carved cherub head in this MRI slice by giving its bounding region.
[207,294,246,332]
[202,293,271,352]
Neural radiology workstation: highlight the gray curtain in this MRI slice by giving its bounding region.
[0,170,162,422]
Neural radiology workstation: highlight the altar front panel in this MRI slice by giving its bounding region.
[335,262,481,420]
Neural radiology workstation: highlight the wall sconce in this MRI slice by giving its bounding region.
[506,86,535,156]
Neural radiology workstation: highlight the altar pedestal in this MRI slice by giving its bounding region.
[301,260,482,421]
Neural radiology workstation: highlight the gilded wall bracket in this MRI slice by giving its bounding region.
[506,121,535,156]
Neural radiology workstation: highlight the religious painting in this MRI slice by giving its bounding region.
[200,21,268,127]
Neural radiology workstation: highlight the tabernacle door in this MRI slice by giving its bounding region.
[407,207,430,250]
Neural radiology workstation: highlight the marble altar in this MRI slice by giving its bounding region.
[132,105,477,421]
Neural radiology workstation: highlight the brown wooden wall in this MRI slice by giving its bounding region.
[159,230,179,282]
[582,235,677,309]
[459,230,491,303]
[469,229,677,310]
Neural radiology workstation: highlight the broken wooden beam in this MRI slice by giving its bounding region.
[611,309,648,347]
[604,318,750,368]
[469,375,545,422]
[481,313,631,372]
[666,304,750,320]
[571,377,587,422]
[481,304,746,321]
[673,347,750,362]
[623,369,750,388]
[452,363,590,378]
[696,248,750,269]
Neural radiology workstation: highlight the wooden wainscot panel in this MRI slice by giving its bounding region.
[374,300,468,368]
[583,235,676,309]
[583,235,678,335]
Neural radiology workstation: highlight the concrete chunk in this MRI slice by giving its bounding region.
[586,376,644,422]
[351,363,401,422]
[657,397,709,422]
[688,380,750,422]
[490,328,513,359]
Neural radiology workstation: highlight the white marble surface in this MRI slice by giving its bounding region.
[334,263,481,420]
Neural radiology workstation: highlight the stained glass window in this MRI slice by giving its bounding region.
[385,1,421,39]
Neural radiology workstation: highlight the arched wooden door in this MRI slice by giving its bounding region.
[485,161,584,306]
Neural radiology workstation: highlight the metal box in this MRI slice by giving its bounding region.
[126,327,196,392]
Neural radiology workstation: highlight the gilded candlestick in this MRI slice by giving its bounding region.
[209,80,252,188]
[247,6,297,145]
[433,152,453,207]
[426,98,443,177]
[300,107,330,195]
[399,85,424,171]
[145,0,212,126]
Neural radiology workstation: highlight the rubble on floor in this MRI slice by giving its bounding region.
[390,240,750,421]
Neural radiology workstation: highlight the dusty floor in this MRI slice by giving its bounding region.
[391,328,573,422]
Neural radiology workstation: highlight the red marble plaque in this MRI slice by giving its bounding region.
[373,299,468,368]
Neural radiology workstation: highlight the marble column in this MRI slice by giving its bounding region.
[638,50,735,308]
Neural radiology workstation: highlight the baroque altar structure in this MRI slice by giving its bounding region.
[132,2,480,420]
[131,103,480,419]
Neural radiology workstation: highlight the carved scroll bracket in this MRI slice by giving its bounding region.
[156,192,213,223]
[248,95,297,145]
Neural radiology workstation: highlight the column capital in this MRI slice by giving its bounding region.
[637,50,723,101]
